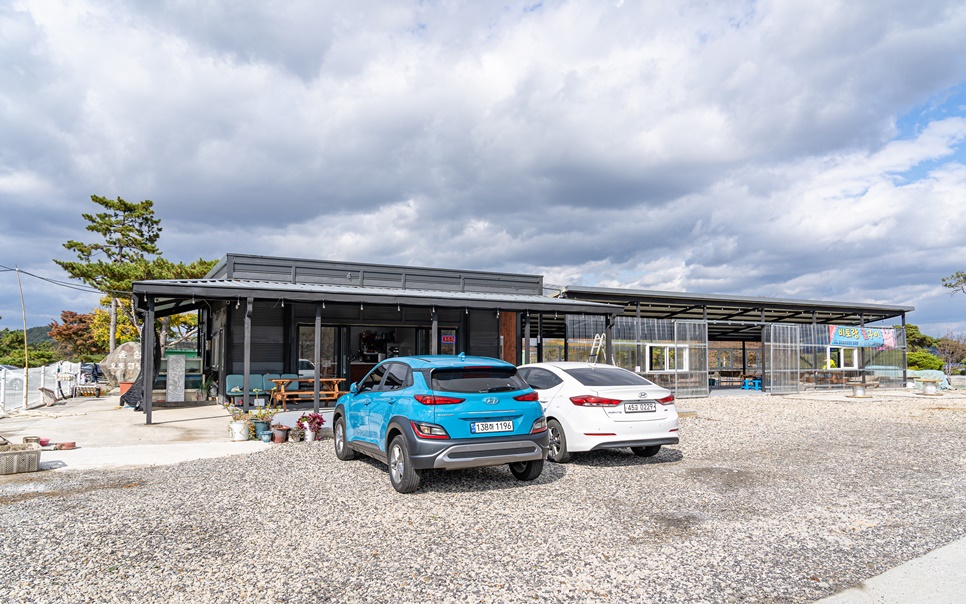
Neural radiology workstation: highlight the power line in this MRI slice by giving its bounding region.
[0,264,118,295]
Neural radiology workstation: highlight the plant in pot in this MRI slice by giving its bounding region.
[296,413,326,442]
[248,404,280,441]
[271,422,291,443]
[223,403,251,441]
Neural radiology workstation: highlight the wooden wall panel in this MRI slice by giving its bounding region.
[500,312,518,363]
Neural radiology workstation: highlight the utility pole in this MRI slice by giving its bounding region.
[16,266,28,408]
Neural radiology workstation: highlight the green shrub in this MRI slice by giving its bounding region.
[906,350,944,371]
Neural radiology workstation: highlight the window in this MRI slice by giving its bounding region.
[521,368,563,390]
[383,363,412,390]
[361,364,388,391]
[646,345,689,372]
[430,367,529,393]
[826,347,858,370]
[565,366,655,387]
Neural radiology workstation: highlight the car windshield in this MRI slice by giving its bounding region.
[431,367,529,393]
[564,366,655,387]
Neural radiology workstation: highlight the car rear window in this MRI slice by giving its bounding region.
[564,367,656,387]
[430,367,529,393]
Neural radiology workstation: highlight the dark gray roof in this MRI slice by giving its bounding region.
[206,253,546,296]
[555,285,914,341]
[133,278,622,317]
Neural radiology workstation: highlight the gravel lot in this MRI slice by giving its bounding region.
[1,391,964,603]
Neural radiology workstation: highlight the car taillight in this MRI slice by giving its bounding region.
[411,421,450,439]
[414,394,465,405]
[530,417,547,433]
[570,395,622,407]
[657,394,675,405]
[514,391,539,401]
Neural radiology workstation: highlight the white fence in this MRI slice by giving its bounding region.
[0,363,83,412]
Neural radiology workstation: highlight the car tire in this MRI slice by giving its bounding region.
[547,419,572,463]
[631,445,662,457]
[388,434,421,493]
[508,459,544,481]
[334,416,355,461]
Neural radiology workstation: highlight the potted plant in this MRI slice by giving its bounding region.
[296,413,326,442]
[248,404,279,440]
[271,423,291,443]
[201,375,218,401]
[224,403,251,441]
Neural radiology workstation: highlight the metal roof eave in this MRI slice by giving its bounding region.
[133,279,622,317]
[556,285,915,317]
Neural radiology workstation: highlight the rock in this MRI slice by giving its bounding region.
[99,342,142,387]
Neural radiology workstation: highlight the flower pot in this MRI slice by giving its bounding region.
[258,432,272,443]
[252,420,272,440]
[272,426,290,443]
[229,420,250,441]
[305,429,317,442]
[119,381,134,395]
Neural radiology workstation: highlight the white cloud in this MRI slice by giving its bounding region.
[1,0,966,336]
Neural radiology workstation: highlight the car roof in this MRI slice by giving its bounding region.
[519,362,625,370]
[395,355,516,370]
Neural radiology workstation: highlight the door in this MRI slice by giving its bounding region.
[368,362,412,450]
[763,324,801,394]
[673,320,709,398]
[297,324,339,377]
[518,367,565,414]
[354,363,388,445]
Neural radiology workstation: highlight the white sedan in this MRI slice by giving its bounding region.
[517,362,679,463]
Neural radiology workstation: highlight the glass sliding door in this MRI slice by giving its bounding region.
[298,324,339,377]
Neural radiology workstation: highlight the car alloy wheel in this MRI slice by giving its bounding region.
[388,435,420,493]
[547,419,572,463]
[334,417,355,461]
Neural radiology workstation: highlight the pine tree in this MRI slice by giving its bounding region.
[54,195,162,351]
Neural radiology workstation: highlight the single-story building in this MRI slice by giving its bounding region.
[131,254,914,424]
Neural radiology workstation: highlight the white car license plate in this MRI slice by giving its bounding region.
[624,402,656,413]
[471,420,514,434]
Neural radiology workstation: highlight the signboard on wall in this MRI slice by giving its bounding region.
[828,325,886,348]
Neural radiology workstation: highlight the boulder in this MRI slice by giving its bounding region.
[100,342,142,387]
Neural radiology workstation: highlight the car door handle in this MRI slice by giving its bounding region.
[385,397,396,404]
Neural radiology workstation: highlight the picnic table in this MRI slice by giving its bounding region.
[270,377,345,411]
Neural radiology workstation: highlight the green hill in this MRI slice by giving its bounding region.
[26,326,53,346]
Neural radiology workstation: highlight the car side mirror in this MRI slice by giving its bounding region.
[350,382,359,394]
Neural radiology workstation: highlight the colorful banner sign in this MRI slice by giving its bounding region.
[828,325,886,348]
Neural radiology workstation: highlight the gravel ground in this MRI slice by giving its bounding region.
[1,392,964,603]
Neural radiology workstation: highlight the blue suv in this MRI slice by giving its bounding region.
[333,355,549,493]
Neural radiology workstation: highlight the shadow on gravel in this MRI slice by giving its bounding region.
[565,447,685,468]
[351,454,566,493]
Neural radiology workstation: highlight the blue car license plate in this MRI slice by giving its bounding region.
[470,420,513,434]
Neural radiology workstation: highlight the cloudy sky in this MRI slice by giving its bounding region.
[2,0,965,336]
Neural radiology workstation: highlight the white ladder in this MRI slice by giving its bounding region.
[589,333,606,364]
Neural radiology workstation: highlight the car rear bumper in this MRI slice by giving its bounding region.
[563,413,680,453]
[407,431,550,470]
[589,436,679,451]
